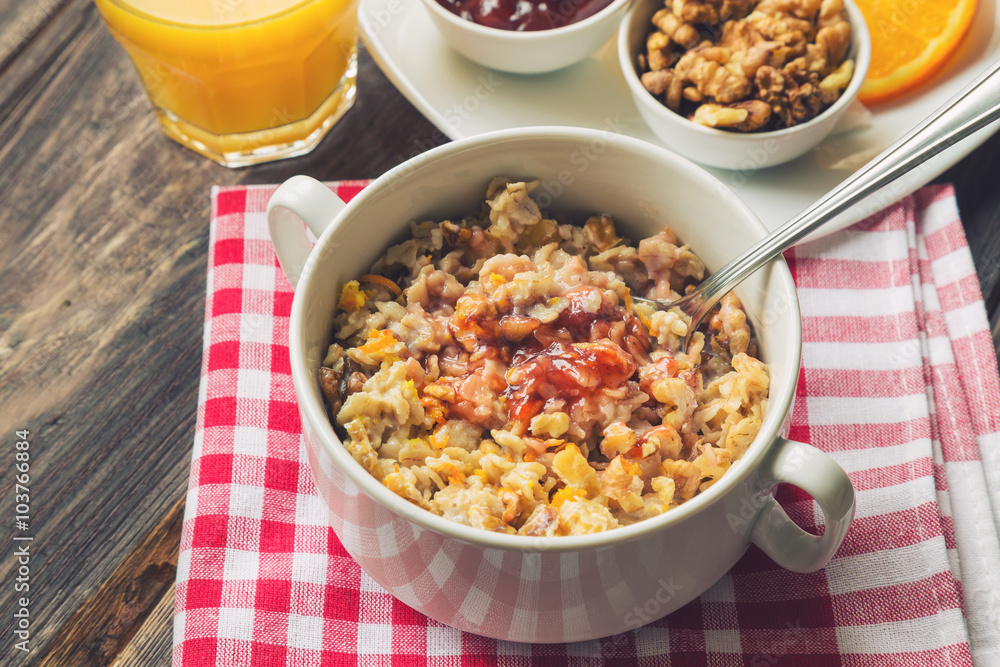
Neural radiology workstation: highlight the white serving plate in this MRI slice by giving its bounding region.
[359,0,1000,237]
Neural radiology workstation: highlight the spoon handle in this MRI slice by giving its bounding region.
[693,57,1000,316]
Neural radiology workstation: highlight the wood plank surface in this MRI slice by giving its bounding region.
[0,0,997,665]
[110,583,177,667]
[0,0,70,68]
[35,496,184,665]
[111,586,174,667]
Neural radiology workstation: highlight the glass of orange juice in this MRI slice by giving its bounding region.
[94,0,359,167]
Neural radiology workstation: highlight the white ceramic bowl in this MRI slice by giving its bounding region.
[618,0,872,170]
[419,0,632,74]
[266,127,855,643]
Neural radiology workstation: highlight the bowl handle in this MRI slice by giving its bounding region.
[749,438,855,573]
[266,175,348,288]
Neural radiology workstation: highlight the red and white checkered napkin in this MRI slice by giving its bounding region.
[173,182,1000,666]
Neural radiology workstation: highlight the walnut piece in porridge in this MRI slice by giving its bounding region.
[638,0,855,131]
[319,179,768,536]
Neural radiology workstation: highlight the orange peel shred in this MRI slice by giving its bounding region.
[359,273,402,298]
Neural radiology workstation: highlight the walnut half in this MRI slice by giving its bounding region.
[692,99,772,131]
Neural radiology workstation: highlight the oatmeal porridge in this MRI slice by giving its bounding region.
[319,178,769,536]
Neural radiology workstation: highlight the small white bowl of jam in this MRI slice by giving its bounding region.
[420,0,632,74]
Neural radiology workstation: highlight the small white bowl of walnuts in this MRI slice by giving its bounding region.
[617,0,871,170]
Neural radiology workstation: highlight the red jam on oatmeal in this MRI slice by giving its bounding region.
[436,0,614,30]
[319,179,769,536]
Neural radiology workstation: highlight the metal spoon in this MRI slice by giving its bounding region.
[633,58,1000,348]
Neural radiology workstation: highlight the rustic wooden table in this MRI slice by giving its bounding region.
[0,1,998,664]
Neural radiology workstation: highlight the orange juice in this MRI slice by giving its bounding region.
[94,0,359,166]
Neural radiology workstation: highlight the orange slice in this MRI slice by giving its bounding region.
[855,0,978,105]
